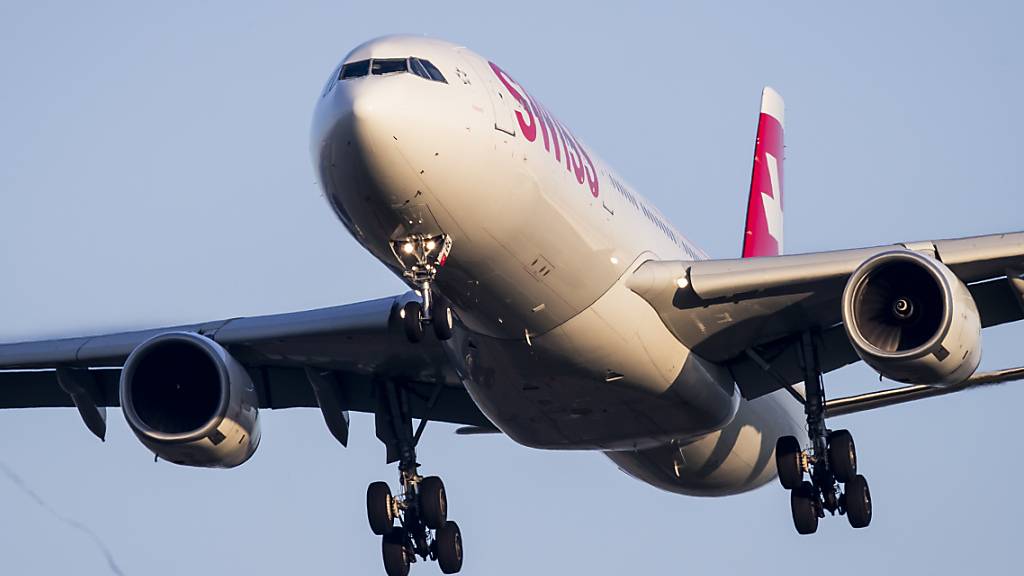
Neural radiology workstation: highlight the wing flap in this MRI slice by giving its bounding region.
[0,369,119,408]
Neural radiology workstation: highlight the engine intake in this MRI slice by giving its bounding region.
[120,332,260,468]
[841,250,981,386]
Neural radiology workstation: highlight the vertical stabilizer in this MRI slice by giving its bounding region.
[742,87,785,258]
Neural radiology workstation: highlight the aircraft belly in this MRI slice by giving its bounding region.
[605,389,805,496]
[444,279,740,450]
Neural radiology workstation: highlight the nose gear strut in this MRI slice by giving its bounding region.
[391,234,455,343]
[774,332,873,534]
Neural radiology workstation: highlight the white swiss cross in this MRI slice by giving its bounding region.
[762,151,783,251]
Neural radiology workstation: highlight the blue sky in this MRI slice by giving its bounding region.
[1,1,1021,574]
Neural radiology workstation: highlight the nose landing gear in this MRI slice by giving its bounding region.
[367,379,464,575]
[392,234,455,343]
[775,333,873,534]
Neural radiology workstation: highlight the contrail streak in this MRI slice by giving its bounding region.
[0,460,127,576]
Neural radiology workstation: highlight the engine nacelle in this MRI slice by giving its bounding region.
[120,332,260,468]
[841,250,981,386]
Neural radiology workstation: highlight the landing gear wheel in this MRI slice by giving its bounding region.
[845,474,872,528]
[382,528,411,576]
[372,377,463,574]
[435,520,464,574]
[775,435,803,490]
[432,302,454,341]
[402,301,424,343]
[419,475,448,529]
[828,429,857,483]
[791,481,819,535]
[367,481,395,536]
[776,333,878,534]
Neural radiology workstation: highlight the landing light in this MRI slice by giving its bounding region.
[426,240,436,251]
[403,243,415,254]
[675,276,690,290]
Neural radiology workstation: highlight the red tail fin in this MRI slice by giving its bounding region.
[742,87,785,258]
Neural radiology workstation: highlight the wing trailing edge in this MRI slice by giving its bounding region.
[825,366,1024,418]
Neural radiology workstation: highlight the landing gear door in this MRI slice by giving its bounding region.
[391,203,443,240]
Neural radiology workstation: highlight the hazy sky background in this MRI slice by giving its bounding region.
[1,1,1022,574]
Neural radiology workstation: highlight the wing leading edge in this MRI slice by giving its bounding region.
[0,295,492,429]
[627,231,1024,400]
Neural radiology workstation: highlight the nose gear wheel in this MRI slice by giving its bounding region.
[391,234,455,343]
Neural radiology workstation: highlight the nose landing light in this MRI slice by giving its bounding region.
[391,233,451,272]
[390,233,454,343]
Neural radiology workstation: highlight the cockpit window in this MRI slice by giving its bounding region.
[371,58,408,75]
[321,63,342,97]
[340,60,370,79]
[409,57,431,80]
[337,57,447,84]
[418,59,447,83]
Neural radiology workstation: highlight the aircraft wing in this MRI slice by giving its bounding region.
[0,295,492,433]
[627,231,1024,400]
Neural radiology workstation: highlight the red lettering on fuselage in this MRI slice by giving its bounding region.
[488,62,536,142]
[488,62,599,198]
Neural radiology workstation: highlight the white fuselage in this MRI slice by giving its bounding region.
[311,36,804,496]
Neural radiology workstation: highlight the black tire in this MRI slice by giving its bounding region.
[828,429,857,483]
[846,474,872,528]
[419,475,448,530]
[435,521,464,574]
[432,302,454,341]
[775,435,803,490]
[367,481,394,536]
[382,528,410,576]
[791,481,819,535]
[402,301,423,343]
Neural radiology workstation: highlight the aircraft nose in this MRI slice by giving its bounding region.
[311,78,424,227]
[342,79,410,147]
[313,77,407,157]
[349,84,382,127]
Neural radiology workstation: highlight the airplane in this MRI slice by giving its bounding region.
[2,34,1023,576]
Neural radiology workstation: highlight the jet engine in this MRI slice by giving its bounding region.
[841,250,981,386]
[120,332,260,467]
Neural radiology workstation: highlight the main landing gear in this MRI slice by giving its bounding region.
[367,380,464,575]
[775,333,872,534]
[392,234,455,343]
